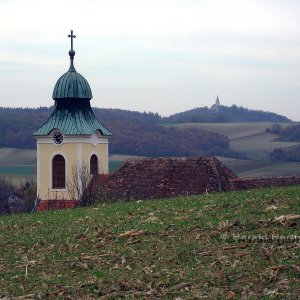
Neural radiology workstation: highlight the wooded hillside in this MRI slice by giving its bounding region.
[0,104,290,157]
[0,107,240,157]
[165,105,290,123]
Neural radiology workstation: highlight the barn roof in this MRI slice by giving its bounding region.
[92,157,238,200]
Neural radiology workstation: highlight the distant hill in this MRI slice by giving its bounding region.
[0,107,242,158]
[163,104,290,123]
[0,102,290,158]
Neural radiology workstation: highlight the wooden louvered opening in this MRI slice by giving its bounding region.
[90,154,98,176]
[52,155,66,189]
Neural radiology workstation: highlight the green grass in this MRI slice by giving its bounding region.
[0,165,36,175]
[0,165,37,184]
[171,122,300,160]
[109,160,124,173]
[217,157,300,178]
[0,186,299,299]
[0,148,36,166]
[0,148,37,184]
[171,122,294,140]
[237,162,300,177]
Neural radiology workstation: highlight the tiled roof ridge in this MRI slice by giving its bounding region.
[91,156,238,200]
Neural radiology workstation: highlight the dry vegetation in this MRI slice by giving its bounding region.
[0,186,299,299]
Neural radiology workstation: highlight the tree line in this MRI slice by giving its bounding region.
[267,124,300,162]
[4,102,289,157]
[0,106,246,158]
[0,178,36,215]
[165,105,290,123]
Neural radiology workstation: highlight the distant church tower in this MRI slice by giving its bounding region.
[211,95,221,112]
[215,95,220,107]
[33,30,112,209]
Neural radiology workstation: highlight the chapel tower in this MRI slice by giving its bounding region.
[215,95,220,107]
[33,30,112,209]
[211,95,221,112]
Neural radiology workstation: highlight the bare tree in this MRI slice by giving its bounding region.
[67,163,92,206]
[19,180,37,212]
[67,162,107,207]
[0,177,14,215]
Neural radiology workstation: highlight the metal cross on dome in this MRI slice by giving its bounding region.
[68,30,76,50]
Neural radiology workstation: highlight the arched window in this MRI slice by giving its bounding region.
[52,155,65,188]
[90,154,98,175]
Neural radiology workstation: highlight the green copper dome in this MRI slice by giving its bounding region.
[33,30,112,137]
[52,69,93,100]
[52,43,93,100]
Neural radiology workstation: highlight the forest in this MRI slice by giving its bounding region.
[165,105,290,123]
[0,107,238,157]
[269,124,300,162]
[0,104,290,158]
[271,124,300,142]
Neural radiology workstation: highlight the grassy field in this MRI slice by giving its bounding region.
[169,122,300,173]
[237,162,300,178]
[109,155,146,174]
[109,154,146,161]
[0,148,37,183]
[217,157,300,178]
[0,165,36,175]
[0,186,299,299]
[0,148,36,166]
[172,122,300,161]
[109,161,124,173]
[0,166,36,185]
[172,122,294,140]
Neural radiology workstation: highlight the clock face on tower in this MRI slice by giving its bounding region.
[52,131,63,145]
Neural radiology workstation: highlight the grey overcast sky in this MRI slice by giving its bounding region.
[0,0,300,120]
